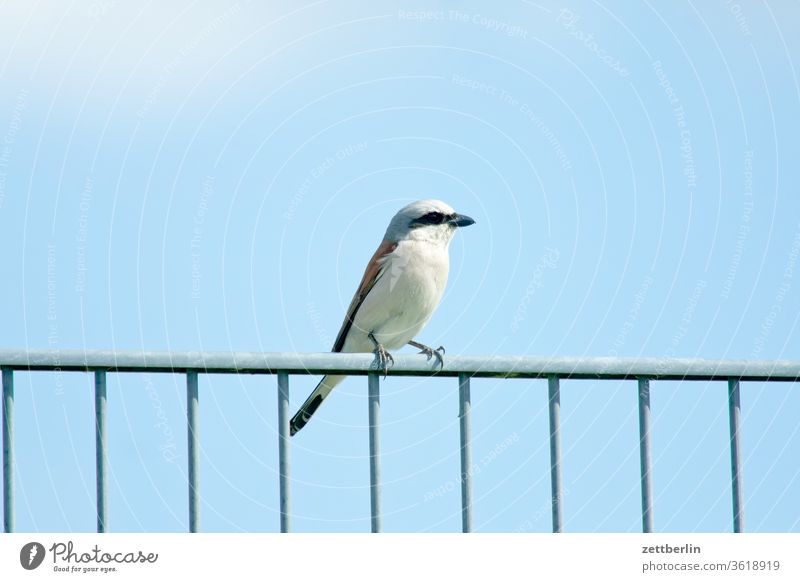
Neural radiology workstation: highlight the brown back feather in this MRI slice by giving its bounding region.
[331,240,398,352]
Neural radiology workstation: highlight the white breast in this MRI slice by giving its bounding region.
[343,240,450,352]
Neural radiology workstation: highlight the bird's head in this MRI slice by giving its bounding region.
[384,199,475,245]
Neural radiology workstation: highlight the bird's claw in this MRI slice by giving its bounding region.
[373,343,395,378]
[418,345,446,370]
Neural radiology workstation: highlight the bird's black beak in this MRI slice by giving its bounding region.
[450,213,475,227]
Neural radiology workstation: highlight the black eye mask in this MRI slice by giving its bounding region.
[411,211,450,227]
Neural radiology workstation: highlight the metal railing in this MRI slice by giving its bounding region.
[2,349,799,533]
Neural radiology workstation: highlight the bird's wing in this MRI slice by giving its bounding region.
[331,239,398,352]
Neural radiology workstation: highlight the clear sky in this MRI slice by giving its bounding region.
[1,1,798,533]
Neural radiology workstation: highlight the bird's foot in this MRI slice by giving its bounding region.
[372,343,394,378]
[368,332,394,378]
[409,340,445,370]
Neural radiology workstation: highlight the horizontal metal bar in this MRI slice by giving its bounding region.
[1,350,799,381]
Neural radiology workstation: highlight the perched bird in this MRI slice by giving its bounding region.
[290,199,475,436]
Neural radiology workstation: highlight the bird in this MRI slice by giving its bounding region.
[289,199,475,436]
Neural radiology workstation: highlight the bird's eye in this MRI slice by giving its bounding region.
[426,212,444,224]
[418,211,444,225]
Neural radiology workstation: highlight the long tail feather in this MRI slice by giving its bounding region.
[289,375,345,436]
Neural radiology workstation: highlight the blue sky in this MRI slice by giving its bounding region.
[1,1,798,532]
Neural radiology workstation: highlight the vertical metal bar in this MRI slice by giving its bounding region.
[94,371,108,533]
[277,372,291,533]
[728,379,744,533]
[547,376,563,533]
[2,368,13,533]
[368,373,381,533]
[459,373,473,533]
[637,378,654,533]
[187,371,199,533]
